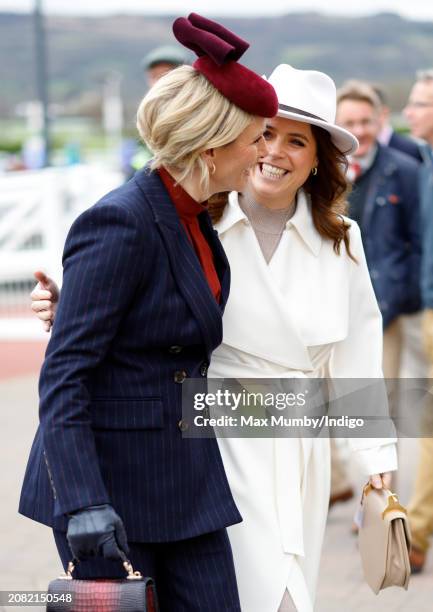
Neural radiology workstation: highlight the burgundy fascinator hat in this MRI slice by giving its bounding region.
[172,13,278,118]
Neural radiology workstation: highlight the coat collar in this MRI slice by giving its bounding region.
[360,145,399,231]
[420,142,433,166]
[134,167,229,355]
[287,190,322,257]
[371,143,398,177]
[216,189,322,257]
[215,191,247,235]
[134,165,182,229]
[214,195,314,370]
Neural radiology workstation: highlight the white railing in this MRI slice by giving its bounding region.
[0,165,123,339]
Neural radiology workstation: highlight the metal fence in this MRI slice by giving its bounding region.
[0,165,123,339]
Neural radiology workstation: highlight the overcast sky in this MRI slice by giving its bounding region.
[2,0,433,21]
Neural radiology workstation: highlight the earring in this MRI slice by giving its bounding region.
[311,167,318,176]
[209,161,216,175]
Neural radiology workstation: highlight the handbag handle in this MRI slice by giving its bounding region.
[381,493,407,519]
[59,554,143,581]
[361,483,407,518]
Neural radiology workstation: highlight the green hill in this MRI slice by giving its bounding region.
[2,11,432,118]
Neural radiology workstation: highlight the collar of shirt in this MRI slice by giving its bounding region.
[158,167,221,304]
[348,143,378,176]
[377,125,393,147]
[158,166,207,218]
[216,189,322,256]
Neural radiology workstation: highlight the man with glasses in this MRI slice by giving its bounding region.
[373,84,422,162]
[336,80,421,381]
[404,69,433,573]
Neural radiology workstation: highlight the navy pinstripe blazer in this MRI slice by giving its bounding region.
[19,168,242,542]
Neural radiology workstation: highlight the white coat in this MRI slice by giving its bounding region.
[208,190,398,612]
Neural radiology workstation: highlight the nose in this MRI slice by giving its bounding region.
[351,124,367,139]
[265,137,284,158]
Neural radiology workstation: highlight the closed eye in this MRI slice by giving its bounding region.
[253,133,265,144]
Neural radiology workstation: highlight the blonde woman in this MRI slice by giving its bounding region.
[206,65,397,611]
[19,14,277,611]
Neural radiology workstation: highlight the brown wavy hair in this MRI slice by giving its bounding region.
[208,124,356,260]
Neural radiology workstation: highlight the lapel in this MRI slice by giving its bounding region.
[286,190,322,256]
[362,146,396,230]
[134,168,225,355]
[215,192,314,371]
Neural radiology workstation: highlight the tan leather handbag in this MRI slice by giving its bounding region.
[358,484,411,594]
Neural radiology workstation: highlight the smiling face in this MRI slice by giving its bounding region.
[248,116,318,208]
[336,99,380,158]
[209,116,267,194]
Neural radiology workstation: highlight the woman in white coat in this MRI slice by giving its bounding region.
[205,64,397,612]
[31,65,397,612]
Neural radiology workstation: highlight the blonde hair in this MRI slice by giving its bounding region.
[337,80,382,113]
[136,65,254,192]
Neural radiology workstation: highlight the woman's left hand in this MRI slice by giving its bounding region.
[369,472,392,490]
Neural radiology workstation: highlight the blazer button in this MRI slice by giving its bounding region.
[178,419,189,432]
[169,345,183,354]
[174,370,187,384]
[200,362,208,377]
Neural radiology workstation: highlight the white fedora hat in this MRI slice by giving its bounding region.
[265,64,358,156]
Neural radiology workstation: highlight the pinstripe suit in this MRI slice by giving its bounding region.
[19,168,241,610]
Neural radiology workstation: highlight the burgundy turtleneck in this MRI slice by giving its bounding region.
[158,167,221,303]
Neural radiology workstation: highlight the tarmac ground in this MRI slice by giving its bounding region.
[0,344,432,611]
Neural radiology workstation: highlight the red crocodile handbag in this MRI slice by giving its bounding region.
[46,558,159,612]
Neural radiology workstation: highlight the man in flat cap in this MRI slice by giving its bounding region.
[142,45,189,87]
[129,46,190,174]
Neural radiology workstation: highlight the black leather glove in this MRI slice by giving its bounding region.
[66,504,129,561]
